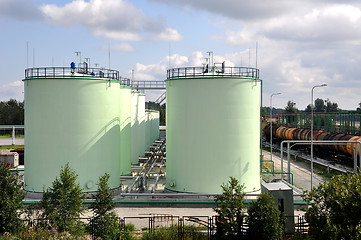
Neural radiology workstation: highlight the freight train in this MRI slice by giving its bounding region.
[263,124,361,159]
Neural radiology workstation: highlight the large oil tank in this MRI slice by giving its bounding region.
[131,91,140,164]
[23,67,131,192]
[166,66,261,193]
[138,94,146,155]
[119,87,131,175]
[151,110,160,142]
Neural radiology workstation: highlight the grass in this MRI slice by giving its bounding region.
[0,145,24,149]
[0,135,24,138]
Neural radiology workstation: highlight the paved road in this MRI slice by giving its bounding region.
[0,138,24,145]
[263,150,326,192]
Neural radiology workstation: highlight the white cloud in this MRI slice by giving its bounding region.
[41,0,183,42]
[0,81,24,101]
[0,0,41,20]
[109,43,135,52]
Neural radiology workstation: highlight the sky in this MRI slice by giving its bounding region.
[1,0,361,110]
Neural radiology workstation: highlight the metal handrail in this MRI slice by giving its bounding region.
[24,67,124,82]
[167,66,259,79]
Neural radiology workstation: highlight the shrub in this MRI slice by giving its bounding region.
[305,174,361,240]
[213,177,246,239]
[88,173,122,239]
[40,163,85,235]
[0,164,25,234]
[247,193,284,240]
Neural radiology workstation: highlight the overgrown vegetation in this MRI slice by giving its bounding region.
[305,174,361,240]
[142,225,207,240]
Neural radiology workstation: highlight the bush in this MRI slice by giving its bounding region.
[305,174,361,240]
[247,193,284,240]
[213,177,246,239]
[40,163,86,235]
[141,225,207,240]
[88,173,122,239]
[0,164,25,234]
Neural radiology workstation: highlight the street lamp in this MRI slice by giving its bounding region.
[311,84,327,189]
[270,93,282,163]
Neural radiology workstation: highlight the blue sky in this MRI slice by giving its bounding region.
[1,0,361,110]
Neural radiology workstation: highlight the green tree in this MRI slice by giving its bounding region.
[314,98,325,112]
[40,163,85,235]
[285,101,298,125]
[0,164,25,234]
[88,173,121,239]
[305,174,361,240]
[247,193,284,240]
[357,102,361,111]
[0,99,24,125]
[214,177,246,239]
[261,107,268,120]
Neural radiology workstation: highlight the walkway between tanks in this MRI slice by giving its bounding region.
[262,150,327,192]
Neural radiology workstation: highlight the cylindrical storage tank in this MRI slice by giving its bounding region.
[130,91,140,164]
[24,76,128,192]
[145,110,152,150]
[166,68,261,193]
[119,87,131,175]
[138,94,146,155]
[152,110,160,142]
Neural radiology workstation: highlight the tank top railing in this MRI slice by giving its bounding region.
[25,67,126,83]
[167,66,259,79]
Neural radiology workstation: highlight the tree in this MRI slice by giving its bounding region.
[305,174,361,239]
[214,177,246,239]
[357,102,361,111]
[0,164,25,234]
[261,107,268,120]
[314,98,325,112]
[88,173,121,239]
[285,101,298,125]
[0,99,24,125]
[40,163,85,235]
[247,193,284,240]
[285,101,298,113]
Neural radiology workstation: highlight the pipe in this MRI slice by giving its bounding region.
[280,140,361,175]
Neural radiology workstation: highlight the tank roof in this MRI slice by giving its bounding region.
[167,66,259,80]
[24,66,130,85]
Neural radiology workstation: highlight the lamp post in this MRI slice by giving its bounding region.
[270,93,281,163]
[311,84,327,189]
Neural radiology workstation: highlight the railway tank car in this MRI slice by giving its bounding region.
[264,124,361,158]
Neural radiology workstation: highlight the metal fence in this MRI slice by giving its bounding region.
[24,67,128,83]
[23,215,309,239]
[167,66,259,79]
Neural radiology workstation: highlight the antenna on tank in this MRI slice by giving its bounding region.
[168,42,171,69]
[108,43,111,69]
[75,51,81,64]
[207,51,213,67]
[27,41,29,69]
[33,48,35,68]
[256,42,258,69]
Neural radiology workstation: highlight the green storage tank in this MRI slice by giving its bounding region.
[165,66,262,193]
[119,87,131,175]
[151,110,160,143]
[23,67,131,192]
[138,94,146,157]
[131,91,140,164]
